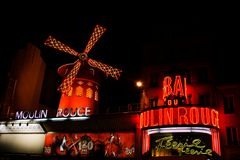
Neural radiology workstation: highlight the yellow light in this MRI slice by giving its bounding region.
[136,81,143,88]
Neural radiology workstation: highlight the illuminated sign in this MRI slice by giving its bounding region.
[15,109,48,120]
[56,107,90,117]
[44,132,135,158]
[156,136,212,156]
[140,107,219,129]
[163,75,187,106]
[13,107,91,121]
[152,135,212,157]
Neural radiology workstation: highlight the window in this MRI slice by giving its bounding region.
[94,91,99,101]
[197,68,208,83]
[86,88,93,98]
[150,73,159,88]
[186,71,192,84]
[149,97,158,107]
[199,94,210,106]
[67,87,73,96]
[226,127,239,145]
[75,86,83,96]
[224,95,234,114]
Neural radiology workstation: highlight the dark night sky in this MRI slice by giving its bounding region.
[1,2,239,110]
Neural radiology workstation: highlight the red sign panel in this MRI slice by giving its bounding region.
[44,132,135,158]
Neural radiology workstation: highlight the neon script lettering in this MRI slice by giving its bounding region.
[155,136,212,156]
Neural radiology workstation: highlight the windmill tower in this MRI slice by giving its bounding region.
[44,24,122,116]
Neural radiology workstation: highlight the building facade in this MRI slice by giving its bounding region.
[138,59,240,160]
[0,45,240,160]
[0,43,46,119]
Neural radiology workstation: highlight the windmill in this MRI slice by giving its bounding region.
[44,24,122,116]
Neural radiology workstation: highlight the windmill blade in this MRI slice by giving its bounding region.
[88,58,122,80]
[44,36,79,57]
[83,25,106,54]
[58,60,81,94]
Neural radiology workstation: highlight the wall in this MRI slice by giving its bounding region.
[0,134,45,154]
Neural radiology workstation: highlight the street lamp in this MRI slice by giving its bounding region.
[136,81,143,88]
[136,80,147,110]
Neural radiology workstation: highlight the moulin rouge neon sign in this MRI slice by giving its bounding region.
[14,107,91,120]
[15,109,48,120]
[140,74,220,129]
[56,107,90,117]
[140,107,219,129]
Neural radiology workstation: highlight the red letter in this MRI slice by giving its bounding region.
[143,111,150,128]
[184,77,188,99]
[178,107,188,125]
[163,76,172,100]
[189,107,200,124]
[211,109,219,128]
[150,110,158,127]
[174,75,184,96]
[201,108,210,125]
[159,108,163,126]
[167,100,172,106]
[164,108,173,125]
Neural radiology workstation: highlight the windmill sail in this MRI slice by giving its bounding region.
[44,24,122,95]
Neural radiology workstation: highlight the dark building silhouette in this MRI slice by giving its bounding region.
[0,43,46,119]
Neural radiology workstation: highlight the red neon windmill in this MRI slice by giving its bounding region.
[44,24,122,116]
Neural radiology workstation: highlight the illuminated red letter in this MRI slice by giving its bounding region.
[184,77,187,99]
[178,107,188,125]
[201,108,210,125]
[143,111,150,128]
[163,76,172,100]
[211,109,219,128]
[174,75,184,96]
[159,108,163,126]
[150,110,158,127]
[173,99,178,106]
[189,107,199,124]
[167,100,172,106]
[164,108,173,125]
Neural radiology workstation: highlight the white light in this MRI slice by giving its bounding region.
[0,123,45,133]
[136,81,143,88]
[32,118,48,122]
[50,117,68,121]
[50,117,90,121]
[147,127,211,135]
[69,117,89,121]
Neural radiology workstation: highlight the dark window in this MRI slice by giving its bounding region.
[226,127,239,145]
[224,95,234,114]
[150,73,159,88]
[197,68,208,83]
[199,94,210,106]
[149,97,158,107]
[186,75,191,84]
[186,71,192,84]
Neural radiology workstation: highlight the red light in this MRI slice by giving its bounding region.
[140,106,220,129]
